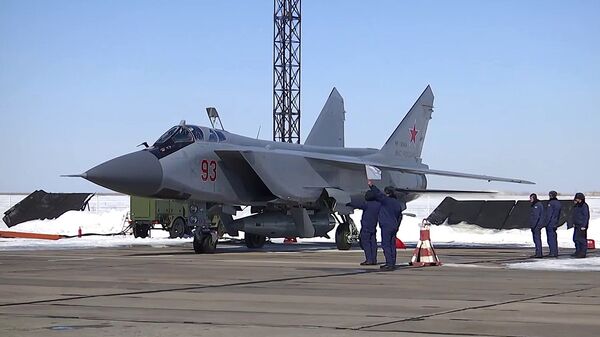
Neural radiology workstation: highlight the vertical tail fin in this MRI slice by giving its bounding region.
[378,86,434,163]
[305,88,345,147]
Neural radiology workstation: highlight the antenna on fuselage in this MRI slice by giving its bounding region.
[256,125,262,139]
[206,107,225,131]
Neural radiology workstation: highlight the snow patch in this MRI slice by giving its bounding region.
[507,257,600,271]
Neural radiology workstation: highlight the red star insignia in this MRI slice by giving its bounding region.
[409,124,419,143]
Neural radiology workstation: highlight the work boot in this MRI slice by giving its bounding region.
[530,255,543,258]
[360,261,369,266]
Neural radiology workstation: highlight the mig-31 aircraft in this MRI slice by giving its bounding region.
[69,86,533,253]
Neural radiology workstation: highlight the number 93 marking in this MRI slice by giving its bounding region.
[201,160,217,181]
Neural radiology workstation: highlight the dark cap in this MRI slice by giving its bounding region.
[384,186,396,198]
[549,190,557,198]
[530,193,538,200]
[574,192,585,201]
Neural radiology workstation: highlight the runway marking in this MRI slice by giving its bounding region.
[211,259,363,266]
[357,286,597,331]
[1,293,594,337]
[0,266,404,308]
[47,257,96,262]
[442,263,502,269]
[1,312,484,337]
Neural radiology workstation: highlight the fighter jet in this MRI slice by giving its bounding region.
[72,86,533,253]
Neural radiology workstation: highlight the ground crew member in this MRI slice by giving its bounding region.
[347,190,381,266]
[529,193,545,258]
[545,190,562,257]
[568,192,590,258]
[368,181,404,271]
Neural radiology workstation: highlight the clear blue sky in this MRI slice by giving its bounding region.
[1,0,598,194]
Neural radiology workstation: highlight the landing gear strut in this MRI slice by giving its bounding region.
[334,215,359,250]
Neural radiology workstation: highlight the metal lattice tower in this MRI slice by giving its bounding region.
[273,0,301,143]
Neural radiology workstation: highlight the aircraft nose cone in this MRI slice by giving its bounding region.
[85,151,163,196]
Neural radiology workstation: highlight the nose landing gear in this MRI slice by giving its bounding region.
[193,226,218,254]
[189,201,222,254]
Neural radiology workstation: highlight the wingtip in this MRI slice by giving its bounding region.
[515,179,535,185]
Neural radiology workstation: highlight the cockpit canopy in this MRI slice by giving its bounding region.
[154,125,200,145]
[150,124,226,158]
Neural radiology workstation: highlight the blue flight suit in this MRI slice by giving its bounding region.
[529,200,545,257]
[545,198,562,257]
[569,202,590,257]
[371,185,404,267]
[348,197,381,264]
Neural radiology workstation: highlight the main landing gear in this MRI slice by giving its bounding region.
[245,233,267,249]
[334,214,359,250]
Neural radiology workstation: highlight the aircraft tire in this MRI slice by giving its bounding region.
[193,233,202,253]
[169,217,186,238]
[201,233,217,254]
[335,222,352,250]
[193,231,217,254]
[245,233,266,249]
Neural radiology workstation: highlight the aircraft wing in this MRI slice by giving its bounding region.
[313,154,533,185]
[390,167,534,185]
[215,149,366,203]
[395,188,497,194]
[224,148,534,185]
[214,148,532,204]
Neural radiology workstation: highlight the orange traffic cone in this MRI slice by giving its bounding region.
[587,239,595,249]
[395,237,406,249]
[409,220,442,267]
[77,226,83,238]
[284,237,297,244]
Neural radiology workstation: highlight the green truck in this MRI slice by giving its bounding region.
[129,196,193,238]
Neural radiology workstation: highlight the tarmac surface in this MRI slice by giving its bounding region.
[0,242,599,337]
